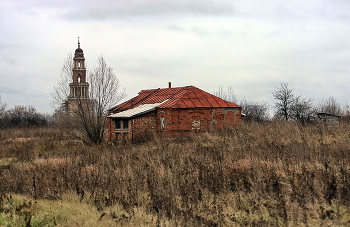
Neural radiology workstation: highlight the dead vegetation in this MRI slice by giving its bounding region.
[0,121,350,226]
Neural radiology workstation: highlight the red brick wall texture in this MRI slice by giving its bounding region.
[110,107,241,141]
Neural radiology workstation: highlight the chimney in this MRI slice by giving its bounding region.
[168,82,171,88]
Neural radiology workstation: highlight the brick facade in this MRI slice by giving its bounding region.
[109,107,241,141]
[107,86,242,142]
[108,111,155,141]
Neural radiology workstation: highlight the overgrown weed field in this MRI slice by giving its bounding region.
[0,121,350,226]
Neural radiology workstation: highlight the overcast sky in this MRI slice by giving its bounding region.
[1,0,350,113]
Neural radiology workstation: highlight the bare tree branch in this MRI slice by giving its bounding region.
[214,85,237,104]
[51,53,74,110]
[272,82,313,122]
[0,95,7,118]
[317,97,342,116]
[52,54,125,144]
[240,98,270,122]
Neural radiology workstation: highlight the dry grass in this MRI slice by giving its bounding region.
[1,121,350,226]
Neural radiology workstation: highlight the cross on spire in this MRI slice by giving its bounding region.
[78,36,80,48]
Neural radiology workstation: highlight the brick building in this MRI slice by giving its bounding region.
[107,85,242,141]
[62,38,90,112]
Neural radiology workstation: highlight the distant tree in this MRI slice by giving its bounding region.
[317,96,342,116]
[52,55,126,144]
[291,96,314,123]
[214,86,270,122]
[272,82,313,122]
[240,99,270,122]
[0,95,6,117]
[342,104,350,116]
[214,86,237,104]
[52,53,74,109]
[6,105,48,127]
[0,95,7,120]
[0,96,8,128]
[272,83,296,120]
[342,104,350,123]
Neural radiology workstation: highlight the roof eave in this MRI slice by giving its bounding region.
[107,107,157,119]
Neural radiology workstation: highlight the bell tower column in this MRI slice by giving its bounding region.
[69,37,89,100]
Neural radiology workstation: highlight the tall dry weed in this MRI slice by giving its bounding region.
[1,122,350,226]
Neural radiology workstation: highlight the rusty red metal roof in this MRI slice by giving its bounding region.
[109,86,240,112]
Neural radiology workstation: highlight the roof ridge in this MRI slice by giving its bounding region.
[139,85,193,92]
[109,85,240,112]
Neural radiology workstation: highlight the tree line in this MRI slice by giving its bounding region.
[215,82,350,123]
[1,82,349,132]
[0,97,51,128]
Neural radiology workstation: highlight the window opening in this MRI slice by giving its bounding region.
[115,120,121,129]
[115,119,129,130]
[123,119,129,129]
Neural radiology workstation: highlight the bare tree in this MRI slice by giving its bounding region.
[317,96,342,116]
[0,96,8,128]
[343,104,350,116]
[272,82,313,121]
[240,99,270,122]
[342,104,350,123]
[52,54,74,109]
[4,105,48,128]
[291,96,313,123]
[214,86,237,104]
[272,83,297,120]
[0,95,7,117]
[214,86,270,122]
[52,55,125,144]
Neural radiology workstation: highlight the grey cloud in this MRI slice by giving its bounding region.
[10,0,350,23]
[3,0,350,112]
[58,0,235,21]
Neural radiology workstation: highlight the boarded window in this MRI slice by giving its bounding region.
[160,116,165,129]
[192,116,201,129]
[192,120,200,129]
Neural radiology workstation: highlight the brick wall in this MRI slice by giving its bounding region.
[157,107,241,132]
[108,107,241,142]
[109,111,157,141]
[132,111,157,140]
